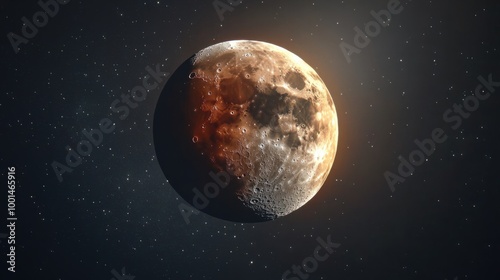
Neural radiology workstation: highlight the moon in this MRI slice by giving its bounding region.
[154,40,338,222]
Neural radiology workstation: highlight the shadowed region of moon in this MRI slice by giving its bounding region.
[153,40,338,222]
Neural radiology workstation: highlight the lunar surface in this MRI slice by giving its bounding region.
[154,40,338,222]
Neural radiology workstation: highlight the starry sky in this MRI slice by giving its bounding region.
[1,0,499,279]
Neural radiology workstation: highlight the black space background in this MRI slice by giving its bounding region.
[1,0,500,279]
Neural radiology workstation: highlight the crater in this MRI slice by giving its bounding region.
[285,71,306,90]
